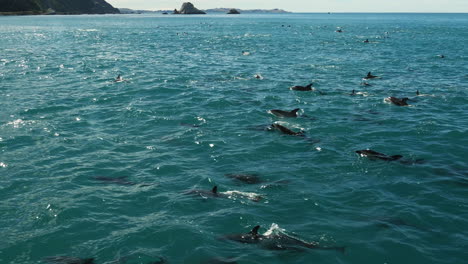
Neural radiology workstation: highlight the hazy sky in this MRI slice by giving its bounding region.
[106,0,468,12]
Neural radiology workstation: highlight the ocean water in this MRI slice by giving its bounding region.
[0,13,467,264]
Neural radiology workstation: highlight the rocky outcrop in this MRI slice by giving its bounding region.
[0,0,120,14]
[178,2,205,14]
[227,9,240,14]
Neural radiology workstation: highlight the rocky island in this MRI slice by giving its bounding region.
[0,0,120,15]
[173,2,206,15]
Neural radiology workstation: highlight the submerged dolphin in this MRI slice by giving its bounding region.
[290,83,314,91]
[225,174,262,184]
[269,108,300,118]
[43,256,95,264]
[270,123,305,136]
[221,226,345,253]
[92,176,136,186]
[355,149,403,161]
[385,97,409,106]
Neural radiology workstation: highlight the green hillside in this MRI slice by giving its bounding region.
[0,0,120,14]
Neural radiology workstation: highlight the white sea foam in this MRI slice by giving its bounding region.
[222,190,263,202]
[263,223,286,236]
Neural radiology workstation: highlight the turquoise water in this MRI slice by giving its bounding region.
[1,13,467,264]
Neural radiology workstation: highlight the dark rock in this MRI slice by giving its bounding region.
[178,2,206,14]
[227,9,240,14]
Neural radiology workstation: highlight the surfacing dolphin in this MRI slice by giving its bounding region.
[269,108,300,118]
[290,83,314,91]
[355,149,403,161]
[269,123,305,137]
[43,256,95,264]
[221,226,345,253]
[186,186,224,198]
[385,97,409,106]
[364,72,379,79]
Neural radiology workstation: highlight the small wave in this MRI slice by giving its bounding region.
[221,190,263,202]
[5,119,36,128]
[78,29,99,32]
[0,162,7,168]
[263,223,286,236]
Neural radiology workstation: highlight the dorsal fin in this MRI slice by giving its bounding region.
[402,98,409,102]
[250,225,260,235]
[306,83,313,88]
[212,186,218,194]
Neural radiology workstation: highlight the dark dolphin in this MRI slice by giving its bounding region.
[225,173,262,184]
[43,256,95,264]
[92,176,136,186]
[355,149,403,161]
[185,186,225,198]
[290,83,314,91]
[269,108,300,118]
[385,97,409,106]
[221,226,345,253]
[364,72,379,79]
[270,123,305,136]
[114,74,124,82]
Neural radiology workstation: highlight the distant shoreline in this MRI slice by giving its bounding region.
[2,11,467,16]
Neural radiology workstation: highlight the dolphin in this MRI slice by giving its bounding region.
[225,173,262,184]
[186,186,224,198]
[270,123,305,136]
[221,226,345,253]
[385,97,409,106]
[355,149,403,161]
[114,74,124,82]
[92,176,136,186]
[43,256,95,264]
[364,72,379,79]
[290,83,314,91]
[269,108,300,118]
